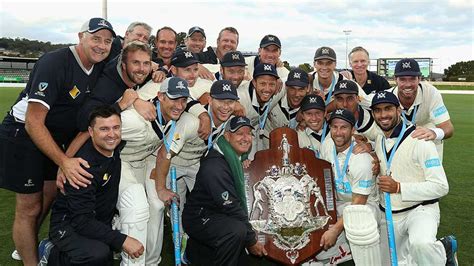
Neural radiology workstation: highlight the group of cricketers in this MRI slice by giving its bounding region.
[0,17,458,266]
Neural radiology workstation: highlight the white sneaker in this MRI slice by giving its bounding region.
[11,249,22,261]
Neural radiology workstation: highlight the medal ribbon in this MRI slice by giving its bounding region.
[319,73,336,105]
[401,105,418,125]
[332,140,355,193]
[207,107,215,151]
[258,99,272,133]
[382,120,407,174]
[156,101,176,156]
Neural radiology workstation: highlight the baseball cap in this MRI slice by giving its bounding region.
[300,95,325,112]
[210,80,239,100]
[259,34,281,48]
[394,58,422,77]
[334,80,359,95]
[160,77,190,99]
[285,68,309,88]
[188,26,206,38]
[221,51,247,67]
[329,109,356,126]
[80,18,116,37]
[253,63,279,79]
[225,116,254,133]
[171,50,200,67]
[370,91,400,109]
[314,46,336,62]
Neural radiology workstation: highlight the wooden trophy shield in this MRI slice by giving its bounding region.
[245,127,337,265]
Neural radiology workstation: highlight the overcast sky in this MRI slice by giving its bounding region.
[1,0,473,73]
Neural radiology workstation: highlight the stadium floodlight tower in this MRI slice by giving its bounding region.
[102,0,107,19]
[343,30,352,69]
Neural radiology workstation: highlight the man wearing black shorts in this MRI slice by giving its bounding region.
[0,18,115,265]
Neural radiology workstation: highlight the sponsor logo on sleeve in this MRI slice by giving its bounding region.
[433,106,447,117]
[425,158,441,168]
[358,180,373,189]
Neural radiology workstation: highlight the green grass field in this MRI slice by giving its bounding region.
[0,87,473,265]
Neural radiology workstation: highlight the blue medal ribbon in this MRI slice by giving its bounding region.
[156,101,176,156]
[381,120,406,266]
[332,140,355,193]
[207,107,215,151]
[319,73,336,105]
[401,105,418,125]
[258,99,272,133]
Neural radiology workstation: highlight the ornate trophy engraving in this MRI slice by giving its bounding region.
[246,128,337,265]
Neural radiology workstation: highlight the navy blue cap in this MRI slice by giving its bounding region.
[334,80,359,95]
[160,77,190,99]
[253,63,279,79]
[260,34,281,48]
[225,116,254,132]
[188,26,206,38]
[210,80,239,100]
[286,68,309,88]
[171,50,200,67]
[300,94,325,112]
[80,18,116,37]
[314,46,336,61]
[329,109,356,126]
[394,58,422,77]
[221,51,247,67]
[370,91,400,109]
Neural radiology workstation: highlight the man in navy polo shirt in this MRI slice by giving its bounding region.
[185,26,207,53]
[62,41,155,190]
[47,105,144,266]
[0,18,115,265]
[348,46,391,95]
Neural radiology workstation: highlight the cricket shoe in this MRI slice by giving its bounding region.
[11,249,21,261]
[440,235,458,266]
[38,238,54,266]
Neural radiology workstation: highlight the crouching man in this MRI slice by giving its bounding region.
[182,116,267,265]
[46,106,144,265]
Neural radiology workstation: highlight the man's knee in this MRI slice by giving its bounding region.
[410,238,434,255]
[15,192,42,219]
[222,220,247,245]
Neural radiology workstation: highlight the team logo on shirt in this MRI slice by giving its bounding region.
[69,85,81,99]
[263,64,272,71]
[232,53,240,60]
[102,173,111,186]
[221,191,232,205]
[38,82,48,91]
[222,84,231,91]
[402,62,411,69]
[293,72,301,79]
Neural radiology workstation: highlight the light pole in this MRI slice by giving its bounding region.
[102,0,107,19]
[343,30,352,69]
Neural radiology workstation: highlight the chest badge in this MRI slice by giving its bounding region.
[69,85,81,99]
